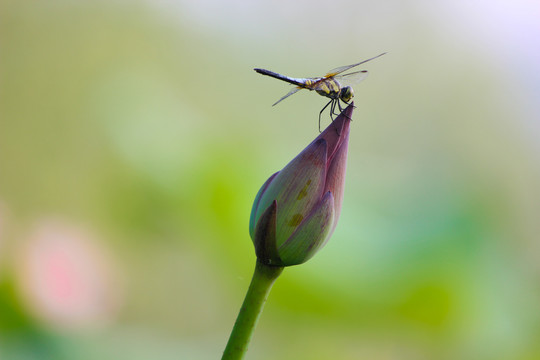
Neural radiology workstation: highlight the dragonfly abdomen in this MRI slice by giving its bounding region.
[254,68,309,87]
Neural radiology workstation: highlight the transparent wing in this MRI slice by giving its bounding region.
[333,70,369,87]
[324,52,386,77]
[272,87,302,106]
[325,63,362,77]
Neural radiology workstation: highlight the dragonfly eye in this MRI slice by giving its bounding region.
[340,86,354,102]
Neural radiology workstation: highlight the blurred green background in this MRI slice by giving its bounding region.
[1,0,540,359]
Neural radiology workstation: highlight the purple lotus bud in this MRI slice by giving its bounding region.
[249,104,353,266]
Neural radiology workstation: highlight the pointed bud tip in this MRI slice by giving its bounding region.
[335,102,354,132]
[316,103,353,152]
[345,101,354,116]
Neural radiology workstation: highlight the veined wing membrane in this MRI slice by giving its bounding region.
[333,70,369,87]
[272,87,302,106]
[324,52,387,77]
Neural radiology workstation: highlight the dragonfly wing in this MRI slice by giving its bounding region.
[324,52,387,77]
[325,64,360,77]
[272,87,302,106]
[333,70,369,87]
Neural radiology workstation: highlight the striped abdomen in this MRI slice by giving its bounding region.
[254,68,314,88]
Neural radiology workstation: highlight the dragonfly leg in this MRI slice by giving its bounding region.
[332,99,342,118]
[338,99,344,112]
[341,99,356,110]
[330,99,337,120]
[340,100,354,122]
[319,99,333,133]
[330,100,342,136]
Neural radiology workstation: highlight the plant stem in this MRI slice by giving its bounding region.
[221,260,284,360]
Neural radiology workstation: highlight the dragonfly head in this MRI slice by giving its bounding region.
[339,86,354,103]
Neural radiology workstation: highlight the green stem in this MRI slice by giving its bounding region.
[222,260,284,360]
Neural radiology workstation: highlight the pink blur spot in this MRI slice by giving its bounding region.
[17,219,120,330]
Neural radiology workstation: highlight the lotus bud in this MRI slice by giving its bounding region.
[249,104,353,266]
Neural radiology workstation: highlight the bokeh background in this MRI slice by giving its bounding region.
[1,0,540,359]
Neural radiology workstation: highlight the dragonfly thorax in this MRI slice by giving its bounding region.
[339,86,354,103]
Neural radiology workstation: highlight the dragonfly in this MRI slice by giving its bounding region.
[254,53,386,132]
